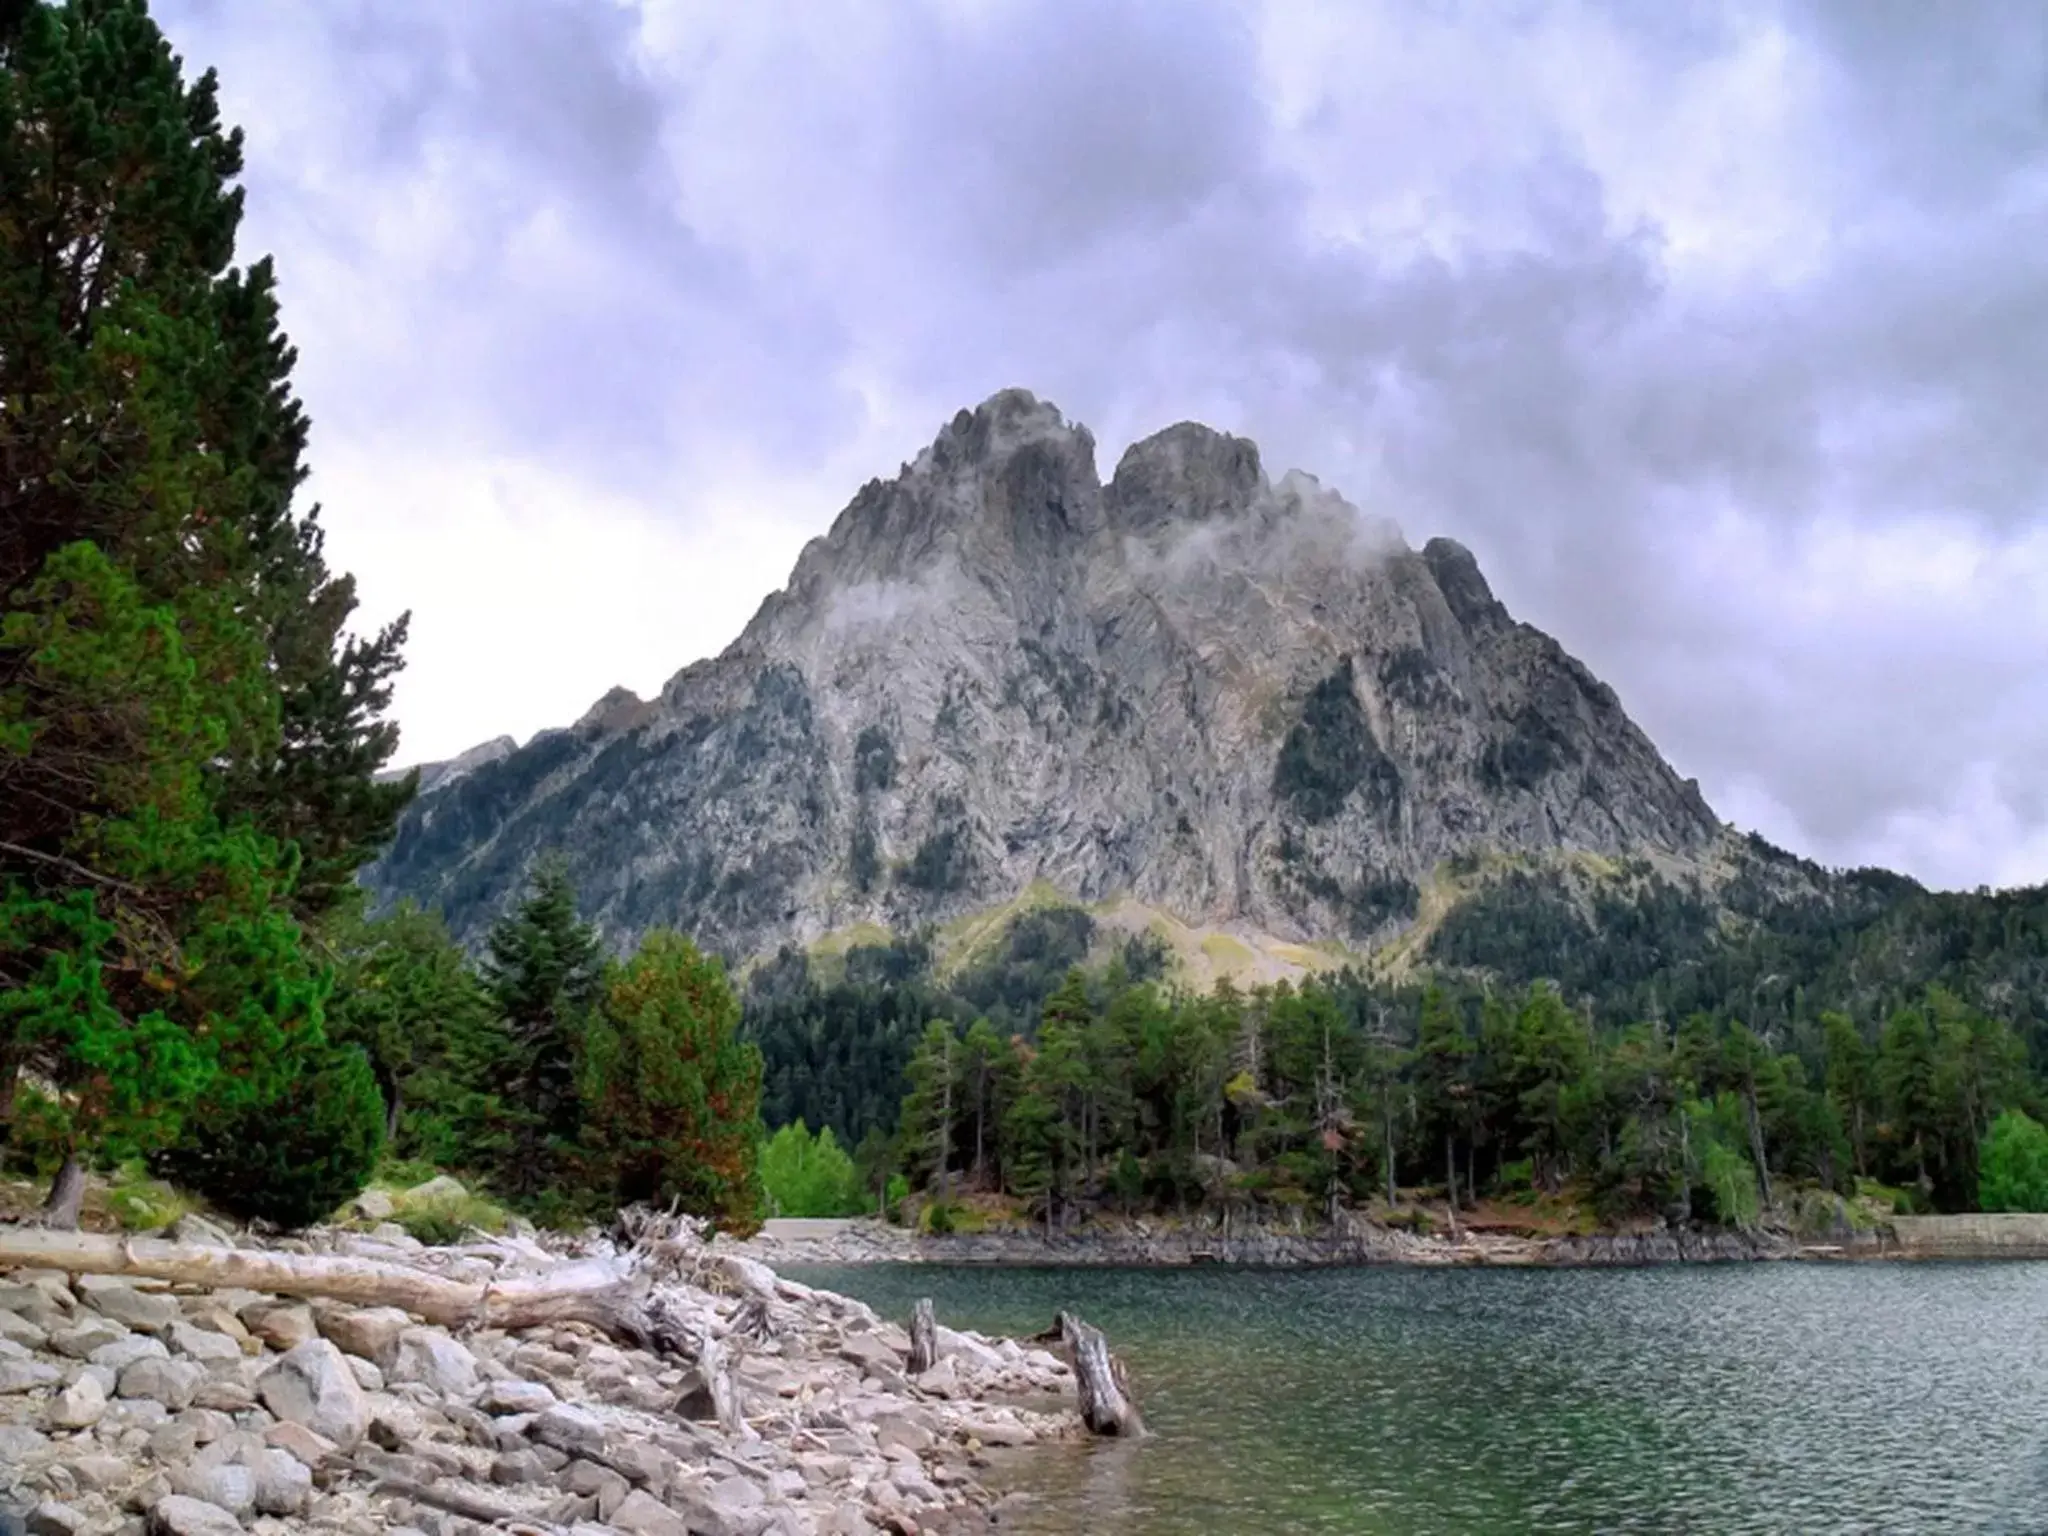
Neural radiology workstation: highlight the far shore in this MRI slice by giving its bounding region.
[731,1212,2048,1270]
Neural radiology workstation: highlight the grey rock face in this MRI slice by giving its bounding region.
[256,1340,369,1450]
[369,390,1719,958]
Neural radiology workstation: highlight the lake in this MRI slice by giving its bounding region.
[790,1261,2048,1534]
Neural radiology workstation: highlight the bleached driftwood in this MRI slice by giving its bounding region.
[0,1228,701,1357]
[1048,1310,1145,1437]
[909,1296,939,1375]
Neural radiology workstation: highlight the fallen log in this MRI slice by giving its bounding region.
[1048,1310,1145,1437]
[908,1297,938,1375]
[0,1228,700,1357]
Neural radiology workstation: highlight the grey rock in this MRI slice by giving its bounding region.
[147,1421,202,1463]
[187,1381,254,1414]
[67,1454,129,1493]
[0,1359,63,1393]
[83,1285,181,1334]
[605,1490,688,1536]
[477,1378,555,1416]
[488,1450,550,1486]
[313,1306,409,1371]
[532,1404,607,1457]
[350,1189,395,1222]
[145,1495,242,1536]
[0,1424,51,1465]
[0,1311,50,1350]
[564,1463,629,1502]
[259,1421,336,1468]
[366,390,1723,968]
[49,1321,129,1360]
[167,1326,241,1366]
[255,1341,368,1450]
[244,1450,309,1518]
[388,1330,478,1397]
[45,1374,107,1430]
[240,1307,315,1353]
[163,1215,235,1249]
[168,1465,253,1520]
[117,1358,203,1411]
[24,1502,87,1536]
[90,1336,169,1372]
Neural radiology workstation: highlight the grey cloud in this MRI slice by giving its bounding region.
[151,0,2048,888]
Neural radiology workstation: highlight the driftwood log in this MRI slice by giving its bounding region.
[908,1296,938,1375]
[1046,1310,1145,1437]
[0,1228,700,1358]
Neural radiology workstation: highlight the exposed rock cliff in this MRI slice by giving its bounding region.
[366,389,1719,959]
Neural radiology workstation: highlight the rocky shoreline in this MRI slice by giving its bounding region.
[736,1216,1908,1270]
[0,1214,1094,1536]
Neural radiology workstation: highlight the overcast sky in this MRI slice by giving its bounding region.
[153,0,2047,892]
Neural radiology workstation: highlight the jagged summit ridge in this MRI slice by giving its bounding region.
[369,390,1719,959]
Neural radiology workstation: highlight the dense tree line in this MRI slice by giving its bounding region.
[742,906,1169,1147]
[293,863,767,1232]
[889,965,2040,1227]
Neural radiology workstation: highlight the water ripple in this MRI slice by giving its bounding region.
[792,1261,2048,1535]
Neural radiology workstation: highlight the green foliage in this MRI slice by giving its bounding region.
[393,1185,508,1247]
[1979,1111,2048,1213]
[760,1120,864,1217]
[1479,705,1580,792]
[481,857,603,1200]
[104,1168,188,1233]
[1272,657,1401,824]
[155,1044,385,1229]
[853,726,896,794]
[324,903,507,1171]
[0,0,409,1216]
[578,931,765,1234]
[900,826,972,894]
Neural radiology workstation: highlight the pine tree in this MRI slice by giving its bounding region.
[1414,985,1474,1210]
[578,931,764,1232]
[481,857,603,1199]
[0,1,411,924]
[0,0,408,1218]
[324,903,505,1165]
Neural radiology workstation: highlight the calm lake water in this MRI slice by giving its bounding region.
[791,1261,2048,1535]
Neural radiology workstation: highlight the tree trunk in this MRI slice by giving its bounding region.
[1444,1132,1461,1240]
[908,1297,938,1376]
[42,1154,86,1231]
[1743,1078,1774,1211]
[1381,1090,1397,1207]
[384,1085,403,1146]
[673,1333,744,1437]
[1049,1312,1144,1437]
[0,1230,702,1355]
[0,1044,24,1146]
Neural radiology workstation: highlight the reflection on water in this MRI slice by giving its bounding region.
[790,1261,2048,1535]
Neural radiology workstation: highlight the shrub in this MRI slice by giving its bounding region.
[761,1121,865,1218]
[1980,1110,2048,1213]
[153,1044,385,1229]
[395,1188,509,1246]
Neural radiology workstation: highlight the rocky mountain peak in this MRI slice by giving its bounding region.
[1107,420,1265,534]
[370,394,1723,966]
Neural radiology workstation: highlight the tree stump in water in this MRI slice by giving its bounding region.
[1050,1310,1145,1437]
[909,1297,938,1375]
